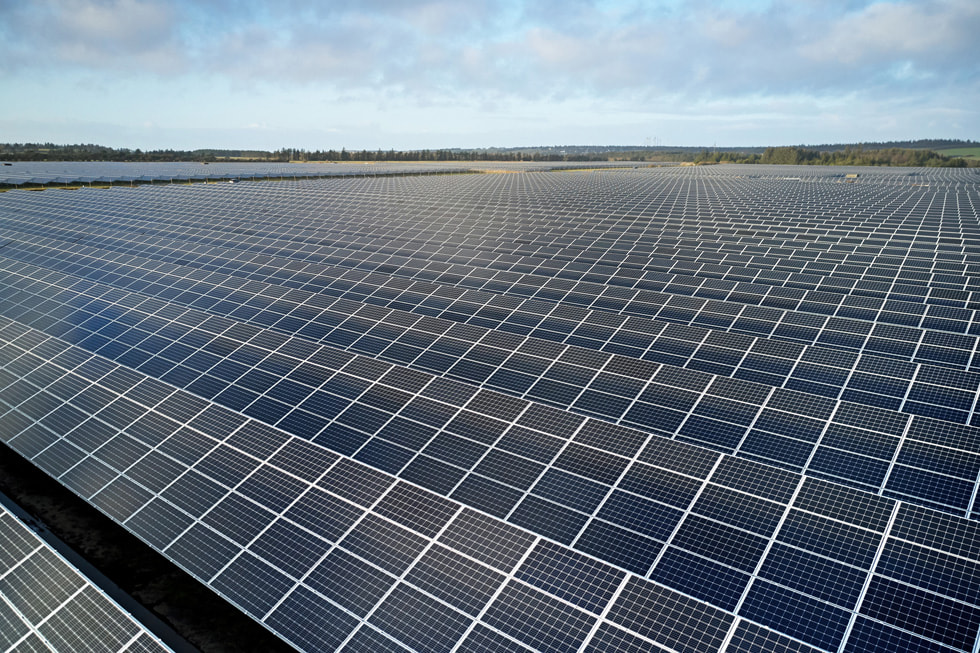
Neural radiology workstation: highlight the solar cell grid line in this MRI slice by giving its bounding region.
[836,500,901,653]
[0,503,174,653]
[0,328,976,652]
[638,442,733,581]
[328,493,471,653]
[0,320,844,652]
[261,445,467,652]
[2,257,980,518]
[726,471,807,643]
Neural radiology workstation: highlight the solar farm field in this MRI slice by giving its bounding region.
[1,163,979,652]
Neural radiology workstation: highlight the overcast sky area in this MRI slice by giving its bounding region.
[1,0,977,150]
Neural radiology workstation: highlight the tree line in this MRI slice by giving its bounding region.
[702,146,976,167]
[0,143,597,163]
[608,146,978,167]
[2,142,976,167]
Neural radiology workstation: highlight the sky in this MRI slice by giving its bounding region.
[0,0,977,151]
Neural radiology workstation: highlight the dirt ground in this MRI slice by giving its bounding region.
[0,445,296,653]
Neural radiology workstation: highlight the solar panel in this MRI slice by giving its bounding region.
[1,165,979,652]
[0,501,173,653]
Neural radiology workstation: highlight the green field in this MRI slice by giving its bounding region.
[936,147,980,158]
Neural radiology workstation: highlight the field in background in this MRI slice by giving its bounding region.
[936,146,980,159]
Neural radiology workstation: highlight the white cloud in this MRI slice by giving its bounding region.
[0,0,185,73]
[802,0,980,65]
[0,0,976,147]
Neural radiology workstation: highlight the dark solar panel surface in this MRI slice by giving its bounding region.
[1,164,979,652]
[0,503,173,653]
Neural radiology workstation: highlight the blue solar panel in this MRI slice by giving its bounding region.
[1,165,979,652]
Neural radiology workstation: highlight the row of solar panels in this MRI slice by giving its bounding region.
[1,161,976,187]
[3,230,979,425]
[11,173,979,300]
[0,500,173,653]
[1,167,979,652]
[0,161,639,186]
[654,164,980,185]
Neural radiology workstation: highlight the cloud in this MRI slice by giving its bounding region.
[1,0,184,74]
[803,0,980,65]
[0,0,975,148]
[2,0,976,101]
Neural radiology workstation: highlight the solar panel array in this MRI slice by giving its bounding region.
[0,501,173,653]
[0,161,630,187]
[1,164,979,652]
